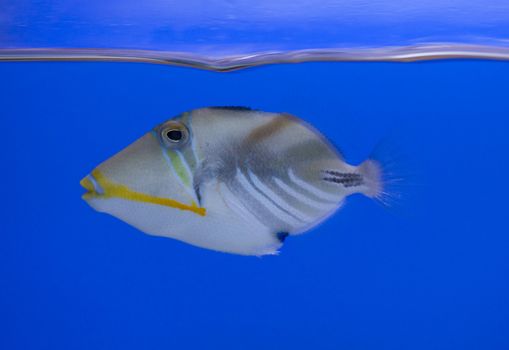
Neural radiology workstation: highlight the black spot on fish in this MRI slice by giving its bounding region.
[276,232,289,243]
[321,170,364,187]
[209,106,254,111]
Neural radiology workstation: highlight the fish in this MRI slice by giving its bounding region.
[80,106,388,256]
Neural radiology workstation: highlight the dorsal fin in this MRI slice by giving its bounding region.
[208,106,254,111]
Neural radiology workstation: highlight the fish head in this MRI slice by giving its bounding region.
[80,113,206,239]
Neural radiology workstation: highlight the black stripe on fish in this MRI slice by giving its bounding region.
[209,106,254,111]
[194,183,202,205]
[321,170,364,188]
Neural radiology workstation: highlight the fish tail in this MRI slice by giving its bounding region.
[358,159,383,199]
[358,139,406,207]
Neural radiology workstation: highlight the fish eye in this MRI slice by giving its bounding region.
[166,129,182,142]
[161,122,189,147]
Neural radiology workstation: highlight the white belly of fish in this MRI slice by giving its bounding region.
[86,179,282,256]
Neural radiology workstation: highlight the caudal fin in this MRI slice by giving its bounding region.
[358,159,383,198]
[358,140,406,207]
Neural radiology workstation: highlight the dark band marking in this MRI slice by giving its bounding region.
[194,183,202,205]
[229,173,294,231]
[209,106,254,111]
[243,168,305,223]
[244,114,294,146]
[321,170,364,188]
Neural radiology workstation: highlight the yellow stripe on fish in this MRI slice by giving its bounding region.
[81,169,206,217]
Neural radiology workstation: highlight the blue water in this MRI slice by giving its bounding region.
[2,61,509,349]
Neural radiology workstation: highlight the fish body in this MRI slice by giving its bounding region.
[81,107,384,255]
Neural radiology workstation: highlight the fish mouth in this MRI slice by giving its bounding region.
[80,172,105,199]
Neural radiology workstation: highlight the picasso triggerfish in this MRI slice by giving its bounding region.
[81,107,387,255]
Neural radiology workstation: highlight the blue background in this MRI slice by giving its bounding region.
[1,60,509,349]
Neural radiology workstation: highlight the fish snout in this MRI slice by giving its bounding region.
[80,172,104,199]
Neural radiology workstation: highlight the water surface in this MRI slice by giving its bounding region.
[2,0,509,69]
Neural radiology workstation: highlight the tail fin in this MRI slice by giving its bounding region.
[358,140,407,208]
[358,159,383,199]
